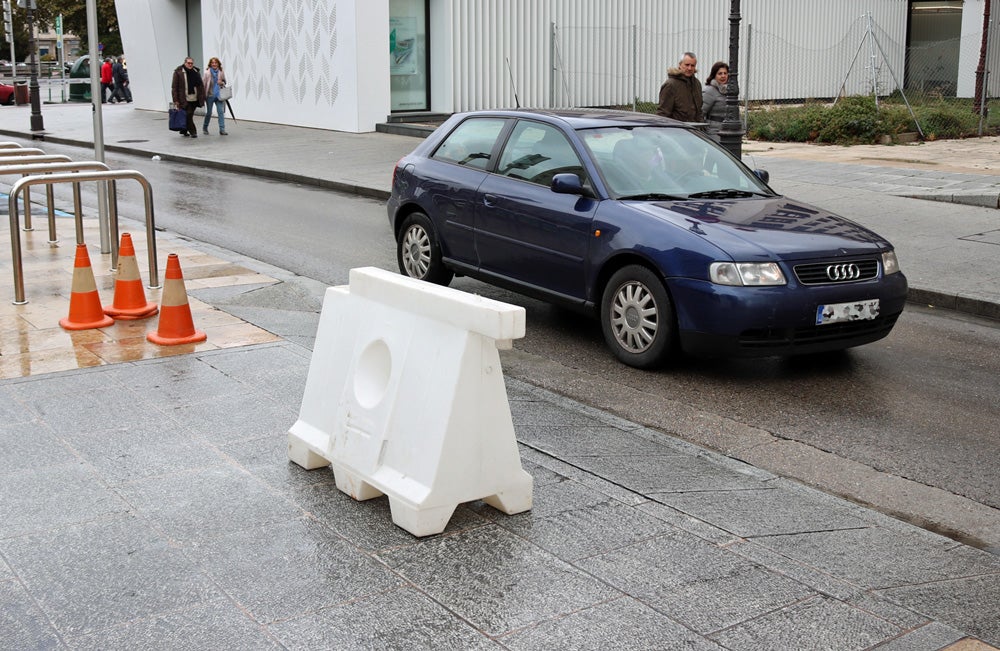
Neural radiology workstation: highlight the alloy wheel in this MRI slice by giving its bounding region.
[400,224,431,279]
[609,280,658,353]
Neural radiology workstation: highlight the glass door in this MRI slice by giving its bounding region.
[390,0,429,111]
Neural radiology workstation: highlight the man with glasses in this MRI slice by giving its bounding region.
[170,57,205,137]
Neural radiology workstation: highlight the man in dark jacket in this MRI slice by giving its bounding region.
[110,56,131,103]
[656,52,703,123]
[171,57,205,138]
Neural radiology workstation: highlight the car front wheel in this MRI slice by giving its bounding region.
[600,265,676,369]
[396,211,454,286]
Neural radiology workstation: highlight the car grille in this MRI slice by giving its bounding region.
[793,259,880,285]
[738,312,900,350]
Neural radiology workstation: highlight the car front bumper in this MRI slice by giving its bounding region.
[669,273,909,358]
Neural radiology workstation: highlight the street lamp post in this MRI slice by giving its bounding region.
[22,0,44,135]
[718,0,743,160]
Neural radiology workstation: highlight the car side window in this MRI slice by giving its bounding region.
[431,118,506,170]
[497,122,587,187]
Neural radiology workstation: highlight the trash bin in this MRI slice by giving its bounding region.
[14,82,29,105]
[68,55,92,103]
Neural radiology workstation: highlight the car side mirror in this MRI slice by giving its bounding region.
[551,173,584,195]
[754,169,770,184]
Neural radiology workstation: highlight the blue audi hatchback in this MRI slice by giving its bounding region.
[387,109,907,369]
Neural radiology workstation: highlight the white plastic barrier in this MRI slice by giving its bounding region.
[288,266,533,536]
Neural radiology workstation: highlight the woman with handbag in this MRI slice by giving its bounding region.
[202,57,230,136]
[170,57,205,138]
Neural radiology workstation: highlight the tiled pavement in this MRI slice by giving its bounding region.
[0,200,280,379]
[3,343,999,649]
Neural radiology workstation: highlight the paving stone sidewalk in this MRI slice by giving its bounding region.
[2,342,999,649]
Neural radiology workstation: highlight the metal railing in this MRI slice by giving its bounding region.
[0,148,47,157]
[1,155,74,241]
[1,160,111,244]
[7,170,159,305]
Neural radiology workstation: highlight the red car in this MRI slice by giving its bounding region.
[0,82,15,105]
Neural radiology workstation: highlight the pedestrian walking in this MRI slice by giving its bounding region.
[201,57,228,135]
[100,57,113,103]
[701,61,729,141]
[110,56,132,103]
[656,52,703,123]
[171,57,205,138]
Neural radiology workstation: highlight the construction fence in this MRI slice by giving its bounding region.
[550,13,1000,136]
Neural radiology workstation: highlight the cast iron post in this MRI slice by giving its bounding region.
[718,0,743,159]
[973,0,991,116]
[25,0,44,134]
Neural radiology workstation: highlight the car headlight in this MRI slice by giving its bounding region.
[709,262,787,286]
[882,250,900,275]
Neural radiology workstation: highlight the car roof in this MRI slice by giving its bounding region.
[452,108,694,131]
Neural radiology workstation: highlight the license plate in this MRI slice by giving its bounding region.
[816,299,880,325]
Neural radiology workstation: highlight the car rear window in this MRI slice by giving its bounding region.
[431,118,506,170]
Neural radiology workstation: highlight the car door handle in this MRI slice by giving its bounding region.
[483,194,497,207]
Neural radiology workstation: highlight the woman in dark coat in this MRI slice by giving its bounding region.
[170,57,205,138]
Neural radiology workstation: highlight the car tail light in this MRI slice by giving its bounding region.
[391,159,402,187]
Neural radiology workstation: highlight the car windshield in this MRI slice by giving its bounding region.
[579,126,773,200]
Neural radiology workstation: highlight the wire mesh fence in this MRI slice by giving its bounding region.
[552,12,1000,139]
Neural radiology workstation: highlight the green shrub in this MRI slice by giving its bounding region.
[878,104,918,135]
[634,92,999,143]
[918,108,974,140]
[746,102,826,141]
[815,96,881,143]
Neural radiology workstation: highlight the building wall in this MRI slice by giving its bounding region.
[957,0,1000,98]
[116,0,389,132]
[116,1,193,111]
[433,0,911,112]
[116,0,1000,133]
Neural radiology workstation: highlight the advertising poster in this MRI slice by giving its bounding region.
[390,16,417,75]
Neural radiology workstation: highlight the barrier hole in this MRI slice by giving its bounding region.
[354,339,392,409]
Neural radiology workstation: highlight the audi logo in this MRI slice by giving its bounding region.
[826,263,861,281]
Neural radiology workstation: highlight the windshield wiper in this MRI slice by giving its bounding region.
[617,192,686,201]
[686,189,768,199]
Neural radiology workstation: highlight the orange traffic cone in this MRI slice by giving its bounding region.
[60,244,115,330]
[105,233,158,320]
[146,254,207,345]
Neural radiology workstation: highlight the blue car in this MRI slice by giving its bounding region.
[387,109,907,369]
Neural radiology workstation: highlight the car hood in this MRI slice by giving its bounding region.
[635,196,890,260]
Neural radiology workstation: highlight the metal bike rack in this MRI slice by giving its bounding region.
[0,148,46,158]
[0,142,26,149]
[1,160,111,244]
[0,154,72,166]
[1,155,75,235]
[7,170,159,305]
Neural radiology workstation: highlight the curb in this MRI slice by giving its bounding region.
[0,130,393,201]
[901,191,1000,209]
[908,287,1000,321]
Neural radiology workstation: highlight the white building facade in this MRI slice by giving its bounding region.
[116,0,1000,133]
